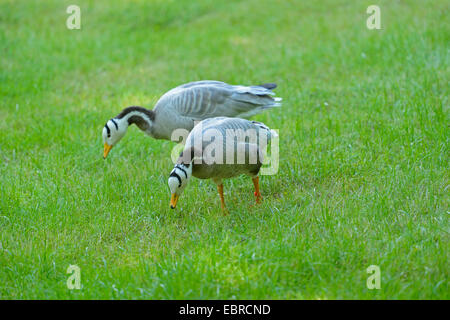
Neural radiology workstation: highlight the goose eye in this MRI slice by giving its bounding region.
[104,123,111,138]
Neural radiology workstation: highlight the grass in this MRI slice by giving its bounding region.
[0,0,448,299]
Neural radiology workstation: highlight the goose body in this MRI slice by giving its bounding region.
[168,117,276,211]
[102,80,281,158]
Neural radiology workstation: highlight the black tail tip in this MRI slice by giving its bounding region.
[258,83,277,90]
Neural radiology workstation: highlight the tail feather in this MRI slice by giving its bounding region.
[232,83,281,118]
[251,121,278,140]
[258,83,277,90]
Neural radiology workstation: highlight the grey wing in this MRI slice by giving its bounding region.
[186,117,274,149]
[186,117,270,172]
[207,117,274,139]
[160,82,282,120]
[175,80,229,89]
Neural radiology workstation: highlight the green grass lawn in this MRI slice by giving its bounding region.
[0,0,448,299]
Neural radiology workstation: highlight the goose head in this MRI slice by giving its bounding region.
[168,162,193,209]
[102,106,156,159]
[102,118,127,158]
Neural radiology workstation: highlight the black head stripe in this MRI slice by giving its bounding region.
[175,165,188,179]
[170,171,182,187]
[104,124,111,137]
[111,118,118,130]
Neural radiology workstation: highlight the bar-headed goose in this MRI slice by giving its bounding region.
[102,80,281,158]
[168,117,276,212]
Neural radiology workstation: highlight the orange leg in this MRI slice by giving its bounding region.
[252,176,262,203]
[217,184,227,214]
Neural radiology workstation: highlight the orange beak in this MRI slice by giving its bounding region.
[170,193,179,209]
[103,143,113,159]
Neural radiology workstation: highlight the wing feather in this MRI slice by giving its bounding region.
[156,81,281,121]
